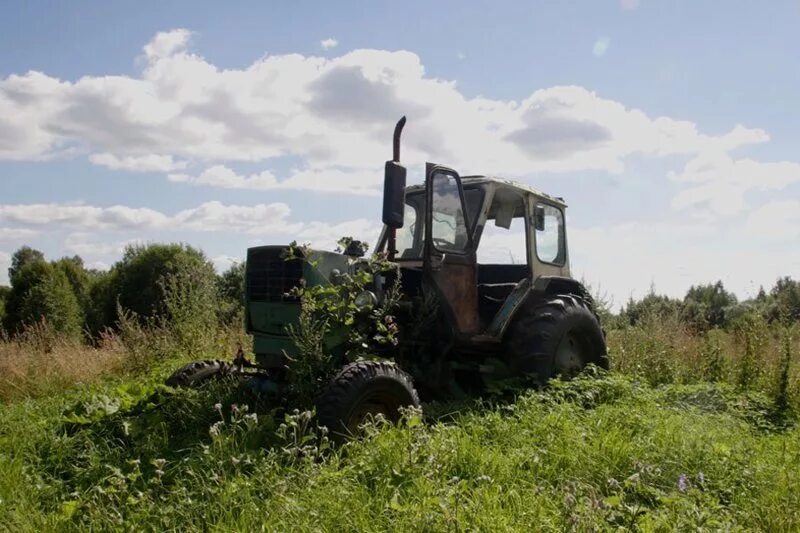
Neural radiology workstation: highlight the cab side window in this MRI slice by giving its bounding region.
[535,204,565,265]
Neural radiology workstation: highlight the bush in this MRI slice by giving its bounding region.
[216,261,245,326]
[3,260,83,338]
[104,244,218,329]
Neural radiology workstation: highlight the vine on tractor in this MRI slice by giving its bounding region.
[281,238,402,405]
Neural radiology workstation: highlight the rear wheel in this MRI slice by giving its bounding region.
[166,359,235,388]
[316,361,421,441]
[505,294,607,384]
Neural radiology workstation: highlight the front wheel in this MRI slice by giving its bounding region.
[315,361,421,441]
[165,359,235,388]
[505,294,607,384]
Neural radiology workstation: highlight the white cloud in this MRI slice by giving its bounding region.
[320,38,338,50]
[90,153,187,172]
[64,233,142,256]
[0,250,10,286]
[0,227,38,241]
[570,220,800,308]
[169,164,381,195]
[592,37,611,57]
[86,260,111,272]
[0,200,297,234]
[0,29,772,194]
[211,254,243,273]
[670,153,800,216]
[143,28,193,60]
[744,200,800,241]
[620,0,640,10]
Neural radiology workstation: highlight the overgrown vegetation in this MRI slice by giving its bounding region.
[1,242,799,529]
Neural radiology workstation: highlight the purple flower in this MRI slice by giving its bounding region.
[678,473,688,493]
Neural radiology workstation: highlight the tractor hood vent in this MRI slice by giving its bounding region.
[246,246,302,303]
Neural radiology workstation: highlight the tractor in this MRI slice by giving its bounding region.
[167,117,607,438]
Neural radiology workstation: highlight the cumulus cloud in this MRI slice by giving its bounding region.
[169,164,381,195]
[670,154,800,216]
[64,233,143,256]
[0,200,297,234]
[0,227,38,241]
[320,38,338,50]
[0,29,772,188]
[90,153,187,172]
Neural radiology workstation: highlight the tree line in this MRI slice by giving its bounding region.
[0,244,245,340]
[613,278,800,330]
[1,242,799,341]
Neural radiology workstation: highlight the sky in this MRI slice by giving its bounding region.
[1,0,799,308]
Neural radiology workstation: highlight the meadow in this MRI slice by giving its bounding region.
[0,312,797,532]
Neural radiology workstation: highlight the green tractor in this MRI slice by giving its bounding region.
[168,117,607,437]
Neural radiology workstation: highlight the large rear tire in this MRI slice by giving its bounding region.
[505,294,607,385]
[166,359,235,388]
[316,361,421,441]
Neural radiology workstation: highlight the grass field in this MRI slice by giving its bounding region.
[0,318,797,531]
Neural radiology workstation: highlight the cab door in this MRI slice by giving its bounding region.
[424,163,480,336]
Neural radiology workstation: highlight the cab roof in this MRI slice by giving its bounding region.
[404,175,567,208]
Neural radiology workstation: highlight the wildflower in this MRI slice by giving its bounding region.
[209,420,224,438]
[698,472,705,484]
[214,403,223,417]
[678,473,688,493]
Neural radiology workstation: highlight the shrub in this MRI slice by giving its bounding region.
[104,243,218,328]
[216,261,245,326]
[3,260,83,338]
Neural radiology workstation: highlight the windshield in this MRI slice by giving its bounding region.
[389,188,483,259]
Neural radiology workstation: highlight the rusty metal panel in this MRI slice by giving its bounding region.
[431,260,480,335]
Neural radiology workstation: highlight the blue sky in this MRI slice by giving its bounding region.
[1,1,799,306]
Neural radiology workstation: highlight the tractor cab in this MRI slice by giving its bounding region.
[377,165,573,342]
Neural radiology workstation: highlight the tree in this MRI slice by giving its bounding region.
[8,246,45,284]
[3,260,82,337]
[684,281,738,328]
[52,255,92,325]
[217,261,245,325]
[0,285,10,329]
[105,243,218,327]
[621,292,682,326]
[768,277,800,323]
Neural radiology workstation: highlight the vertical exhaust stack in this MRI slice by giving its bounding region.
[383,116,407,260]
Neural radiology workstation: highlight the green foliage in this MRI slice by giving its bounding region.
[1,372,798,531]
[283,242,401,404]
[3,259,83,338]
[7,245,45,284]
[621,291,682,327]
[684,280,738,329]
[103,243,217,327]
[216,261,245,326]
[766,277,800,323]
[0,285,9,328]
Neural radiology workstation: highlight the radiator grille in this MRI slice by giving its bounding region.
[247,247,302,302]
